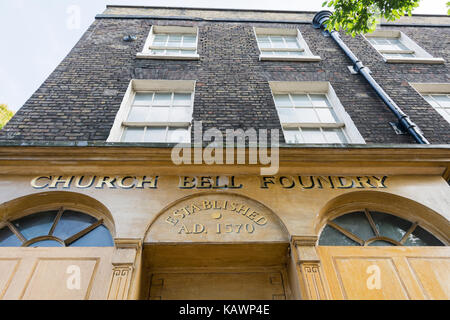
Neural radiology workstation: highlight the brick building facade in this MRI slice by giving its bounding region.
[0,6,448,301]
[1,7,449,143]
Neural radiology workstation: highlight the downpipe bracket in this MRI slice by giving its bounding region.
[389,122,407,135]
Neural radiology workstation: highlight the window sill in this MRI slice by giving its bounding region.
[384,57,445,64]
[136,53,200,60]
[259,55,321,62]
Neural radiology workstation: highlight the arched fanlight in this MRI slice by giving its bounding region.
[319,209,444,247]
[0,207,114,247]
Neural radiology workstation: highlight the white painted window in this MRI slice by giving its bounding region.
[410,83,450,125]
[137,26,199,60]
[367,37,415,58]
[270,82,365,144]
[254,28,321,62]
[423,94,450,124]
[107,80,195,143]
[365,30,444,64]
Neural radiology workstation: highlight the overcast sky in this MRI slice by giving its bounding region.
[0,0,448,112]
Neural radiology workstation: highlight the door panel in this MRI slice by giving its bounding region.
[333,257,410,299]
[319,246,450,300]
[148,271,286,300]
[0,247,113,300]
[407,258,450,299]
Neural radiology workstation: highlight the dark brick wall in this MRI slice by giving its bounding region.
[1,17,449,143]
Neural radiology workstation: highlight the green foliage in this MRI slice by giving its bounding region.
[0,104,14,130]
[447,1,450,15]
[322,0,421,36]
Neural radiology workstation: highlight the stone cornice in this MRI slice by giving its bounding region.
[0,144,448,178]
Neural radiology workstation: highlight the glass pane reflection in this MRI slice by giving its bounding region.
[319,210,444,247]
[0,210,114,248]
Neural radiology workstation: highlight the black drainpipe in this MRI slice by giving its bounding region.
[312,10,430,144]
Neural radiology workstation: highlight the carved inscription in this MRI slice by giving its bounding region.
[260,176,388,189]
[31,176,158,189]
[30,175,388,190]
[164,199,268,236]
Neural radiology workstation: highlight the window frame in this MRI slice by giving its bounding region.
[107,79,196,143]
[253,27,321,62]
[410,83,450,125]
[269,81,365,144]
[137,25,200,60]
[0,208,114,247]
[364,30,445,64]
[319,208,445,247]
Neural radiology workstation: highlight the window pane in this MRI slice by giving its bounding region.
[426,95,450,123]
[403,226,444,246]
[316,108,338,123]
[333,211,375,241]
[12,211,57,240]
[173,93,192,106]
[127,106,148,122]
[257,36,271,48]
[133,93,153,105]
[153,34,168,46]
[273,95,292,107]
[296,108,318,122]
[153,93,172,105]
[168,34,182,46]
[283,129,301,143]
[277,108,297,123]
[270,36,284,48]
[170,107,192,122]
[310,94,330,107]
[433,95,450,107]
[291,94,311,107]
[148,107,170,122]
[70,225,114,247]
[285,37,300,48]
[370,211,412,242]
[144,127,167,142]
[372,38,395,50]
[122,127,144,142]
[168,127,190,143]
[53,211,97,240]
[389,38,409,50]
[319,225,360,246]
[0,226,22,247]
[182,35,197,47]
[323,128,347,143]
[301,128,325,143]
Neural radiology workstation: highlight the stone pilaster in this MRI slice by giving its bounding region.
[291,236,330,300]
[107,238,142,300]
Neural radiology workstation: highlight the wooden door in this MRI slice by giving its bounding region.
[318,246,450,300]
[0,247,114,300]
[148,270,287,300]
